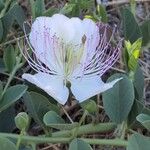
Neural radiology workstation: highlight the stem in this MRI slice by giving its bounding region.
[102,0,149,6]
[0,133,128,147]
[52,122,116,137]
[79,110,88,126]
[0,0,12,18]
[114,121,127,139]
[82,138,128,147]
[31,143,36,150]
[16,130,25,150]
[72,110,88,138]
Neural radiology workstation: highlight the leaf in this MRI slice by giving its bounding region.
[0,137,17,150]
[140,20,150,46]
[69,139,92,150]
[98,5,108,23]
[0,58,5,73]
[0,19,3,42]
[102,73,135,123]
[12,4,26,29]
[128,55,138,71]
[121,8,142,43]
[136,113,150,131]
[3,45,16,73]
[127,134,150,150]
[43,111,65,125]
[0,80,3,95]
[34,0,45,17]
[43,8,58,16]
[128,100,150,127]
[1,4,25,40]
[0,106,16,132]
[0,0,4,12]
[1,11,14,40]
[43,111,78,130]
[60,3,75,15]
[29,0,36,18]
[0,85,27,112]
[133,66,144,101]
[23,92,59,128]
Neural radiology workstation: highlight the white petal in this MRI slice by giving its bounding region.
[70,76,122,102]
[70,19,100,77]
[51,14,75,42]
[83,18,100,60]
[29,15,75,74]
[22,73,69,105]
[68,17,84,45]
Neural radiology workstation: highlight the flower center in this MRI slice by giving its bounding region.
[63,35,86,80]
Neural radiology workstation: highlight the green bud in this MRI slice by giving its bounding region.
[15,112,30,131]
[80,99,98,114]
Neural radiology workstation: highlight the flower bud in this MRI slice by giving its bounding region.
[81,100,98,114]
[15,112,29,131]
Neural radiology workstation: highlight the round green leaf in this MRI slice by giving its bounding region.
[0,85,27,112]
[23,91,59,129]
[102,73,135,123]
[136,113,150,131]
[127,134,150,150]
[121,8,142,43]
[0,137,17,150]
[43,111,78,130]
[69,139,92,150]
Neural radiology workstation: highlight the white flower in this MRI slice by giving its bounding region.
[21,14,122,105]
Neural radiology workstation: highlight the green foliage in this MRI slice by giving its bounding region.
[136,113,150,131]
[0,137,17,150]
[44,111,65,125]
[0,0,4,12]
[140,20,150,46]
[64,0,94,16]
[97,4,108,23]
[127,134,150,150]
[0,19,3,42]
[0,80,2,95]
[43,110,78,130]
[124,38,142,72]
[133,66,144,101]
[69,139,92,150]
[1,3,25,41]
[102,73,134,123]
[60,3,75,15]
[0,0,149,149]
[3,45,16,73]
[23,92,59,130]
[30,0,45,18]
[128,100,150,127]
[0,106,16,132]
[121,8,142,43]
[0,85,27,112]
[0,58,5,73]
